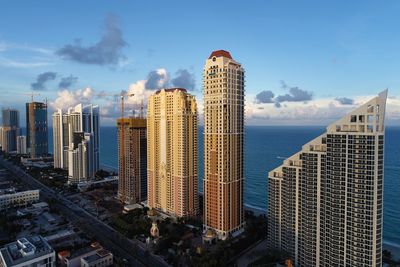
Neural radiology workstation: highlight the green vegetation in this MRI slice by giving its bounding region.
[191,211,269,267]
[111,208,152,239]
[28,167,68,189]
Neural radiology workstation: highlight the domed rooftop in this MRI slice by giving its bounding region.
[208,50,232,59]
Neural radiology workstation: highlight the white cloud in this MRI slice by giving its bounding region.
[0,57,53,68]
[50,87,94,110]
[0,41,53,54]
[245,93,400,125]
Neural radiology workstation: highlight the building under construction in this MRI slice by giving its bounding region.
[117,117,147,204]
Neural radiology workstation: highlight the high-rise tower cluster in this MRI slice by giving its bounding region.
[268,91,387,266]
[52,104,99,184]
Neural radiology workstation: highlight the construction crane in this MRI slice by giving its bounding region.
[20,92,41,102]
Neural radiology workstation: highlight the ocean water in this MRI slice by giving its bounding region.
[48,126,400,246]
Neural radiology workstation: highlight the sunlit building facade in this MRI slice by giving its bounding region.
[203,50,245,240]
[147,88,198,217]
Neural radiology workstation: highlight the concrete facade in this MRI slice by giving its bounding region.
[268,91,387,267]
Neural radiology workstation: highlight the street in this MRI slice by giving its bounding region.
[0,157,169,267]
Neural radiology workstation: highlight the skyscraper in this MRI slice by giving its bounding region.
[17,135,27,154]
[64,104,99,184]
[52,104,99,183]
[2,108,19,127]
[68,132,95,184]
[52,109,70,169]
[26,102,48,158]
[147,88,198,218]
[267,91,387,267]
[117,117,147,204]
[203,50,245,240]
[1,108,20,153]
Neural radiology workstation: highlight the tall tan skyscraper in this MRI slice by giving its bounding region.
[147,88,198,218]
[268,91,387,267]
[203,50,245,240]
[117,117,147,204]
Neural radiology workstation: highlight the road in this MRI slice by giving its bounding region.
[0,157,169,267]
[235,239,268,267]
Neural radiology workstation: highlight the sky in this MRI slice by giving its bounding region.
[0,0,399,126]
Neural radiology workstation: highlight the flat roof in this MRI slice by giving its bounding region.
[82,249,112,263]
[0,236,54,266]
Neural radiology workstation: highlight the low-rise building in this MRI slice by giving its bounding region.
[0,236,55,267]
[81,249,113,267]
[59,243,106,267]
[0,189,39,211]
[21,157,53,169]
[17,202,48,217]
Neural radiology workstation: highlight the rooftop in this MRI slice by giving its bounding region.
[208,50,232,59]
[82,249,112,264]
[155,88,187,94]
[0,236,54,266]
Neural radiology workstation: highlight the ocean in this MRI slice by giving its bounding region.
[48,126,400,247]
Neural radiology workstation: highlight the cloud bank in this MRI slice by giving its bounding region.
[31,72,57,90]
[254,81,313,107]
[335,97,354,105]
[58,75,78,89]
[171,69,196,90]
[56,14,127,66]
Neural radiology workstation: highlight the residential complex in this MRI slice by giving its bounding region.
[0,189,39,210]
[147,88,198,218]
[52,104,100,184]
[203,50,245,240]
[268,91,387,266]
[0,236,55,267]
[1,109,20,153]
[117,117,147,204]
[26,102,48,158]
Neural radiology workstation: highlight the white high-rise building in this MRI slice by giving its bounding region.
[52,104,99,184]
[52,109,70,169]
[268,91,387,267]
[68,132,95,184]
[16,136,27,154]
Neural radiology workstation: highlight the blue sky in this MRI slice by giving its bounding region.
[0,0,399,125]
